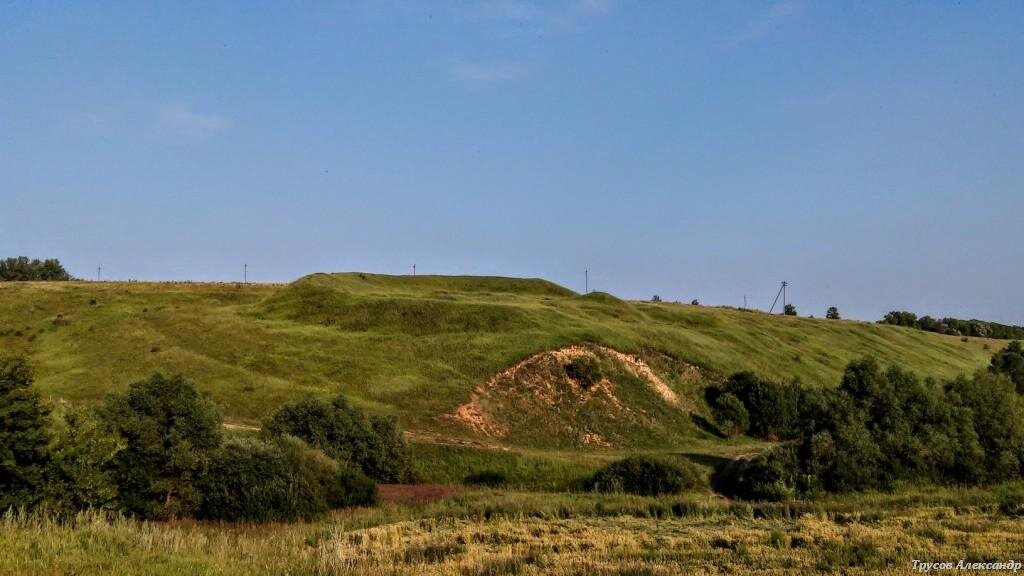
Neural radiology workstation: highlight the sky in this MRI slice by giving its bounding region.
[2,1,1022,323]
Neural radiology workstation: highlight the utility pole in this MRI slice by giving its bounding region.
[97,266,101,282]
[769,281,788,314]
[585,269,589,294]
[244,263,248,284]
[412,263,416,276]
[744,294,747,309]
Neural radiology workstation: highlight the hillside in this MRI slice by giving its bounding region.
[0,273,1001,454]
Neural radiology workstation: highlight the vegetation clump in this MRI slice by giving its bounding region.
[100,373,223,519]
[881,310,1024,340]
[198,436,376,522]
[563,356,603,389]
[263,395,414,482]
[586,455,703,496]
[0,356,52,510]
[0,257,70,281]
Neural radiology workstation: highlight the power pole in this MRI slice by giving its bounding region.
[769,281,788,314]
[743,294,747,309]
[412,263,416,276]
[244,263,248,284]
[97,266,101,282]
[585,269,589,294]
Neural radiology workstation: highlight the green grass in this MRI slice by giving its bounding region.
[0,273,1001,454]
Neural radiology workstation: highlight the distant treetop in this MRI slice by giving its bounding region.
[880,310,1024,340]
[0,257,71,281]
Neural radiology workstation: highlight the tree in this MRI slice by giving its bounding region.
[711,393,749,438]
[198,436,376,522]
[263,395,413,482]
[45,408,124,514]
[101,373,222,519]
[0,257,71,281]
[783,304,797,316]
[650,294,662,303]
[691,299,700,306]
[826,307,841,320]
[990,341,1024,393]
[0,356,51,510]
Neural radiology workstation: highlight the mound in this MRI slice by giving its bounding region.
[447,344,706,449]
[258,275,538,335]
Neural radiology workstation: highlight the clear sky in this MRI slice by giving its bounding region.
[2,1,1022,323]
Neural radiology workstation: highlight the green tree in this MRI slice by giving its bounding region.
[711,392,749,438]
[826,307,841,320]
[263,395,413,482]
[783,304,797,316]
[0,257,70,281]
[198,436,376,523]
[101,373,222,519]
[990,341,1024,393]
[45,408,124,514]
[0,356,51,510]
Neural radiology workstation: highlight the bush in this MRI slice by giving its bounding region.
[713,448,796,501]
[101,373,222,519]
[564,356,603,389]
[783,304,797,316]
[198,436,376,522]
[44,408,123,514]
[711,393,748,438]
[0,356,51,511]
[464,470,507,487]
[586,455,703,496]
[717,372,799,440]
[826,307,840,320]
[262,395,413,482]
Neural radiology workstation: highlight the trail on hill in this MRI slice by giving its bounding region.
[447,344,700,448]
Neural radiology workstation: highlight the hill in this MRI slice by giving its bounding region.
[0,273,1001,457]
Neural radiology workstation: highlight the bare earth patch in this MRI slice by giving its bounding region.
[446,343,697,446]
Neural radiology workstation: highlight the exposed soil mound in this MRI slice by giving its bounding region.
[447,344,702,448]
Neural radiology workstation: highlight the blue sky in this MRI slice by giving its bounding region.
[2,1,1022,323]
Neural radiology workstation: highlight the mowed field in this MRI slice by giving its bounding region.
[6,486,1024,575]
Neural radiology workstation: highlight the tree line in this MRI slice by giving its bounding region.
[0,257,71,281]
[710,341,1024,500]
[0,360,413,522]
[881,310,1024,340]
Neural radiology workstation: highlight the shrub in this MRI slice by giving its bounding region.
[713,448,796,501]
[101,373,222,519]
[198,436,376,522]
[783,304,797,316]
[719,372,799,440]
[826,307,840,320]
[564,356,603,389]
[0,356,51,511]
[44,408,123,514]
[464,470,507,487]
[586,455,703,496]
[262,395,413,483]
[711,393,748,438]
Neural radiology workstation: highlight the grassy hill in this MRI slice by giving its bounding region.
[0,272,1001,459]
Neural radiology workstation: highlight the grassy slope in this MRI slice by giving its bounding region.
[0,273,999,450]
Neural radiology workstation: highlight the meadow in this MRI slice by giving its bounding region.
[1,273,1016,574]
